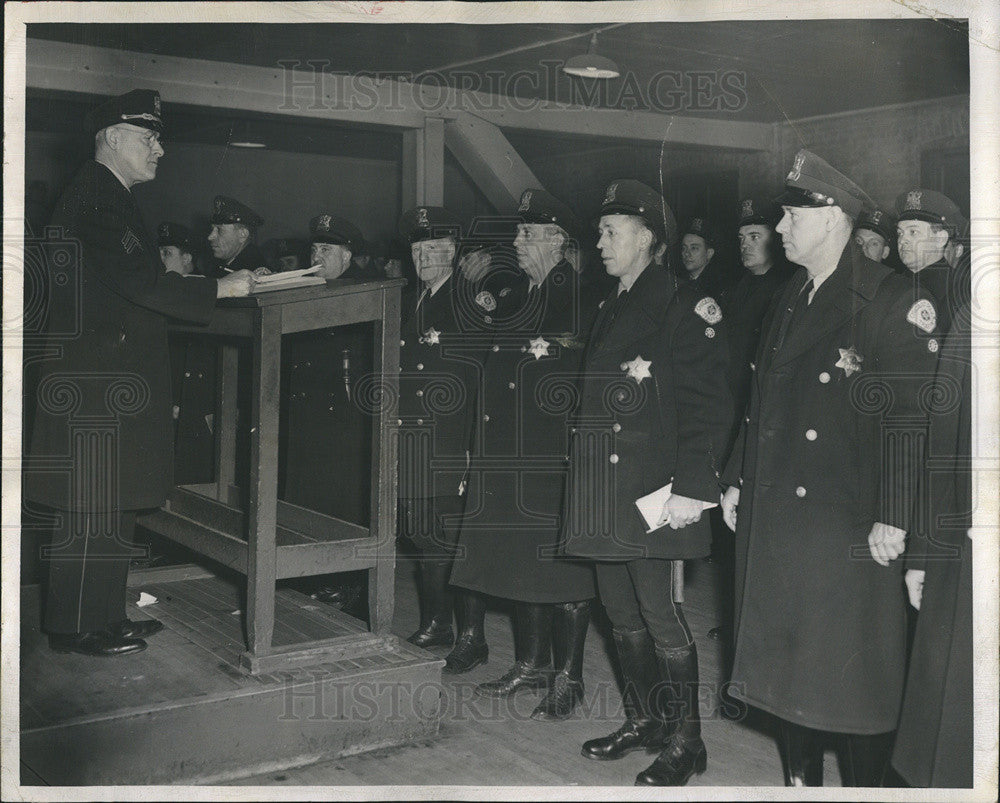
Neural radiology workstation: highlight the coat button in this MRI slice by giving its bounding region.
[417,418,424,425]
[483,414,490,422]
[185,371,191,378]
[416,390,423,397]
[750,362,756,371]
[508,382,516,390]
[806,429,817,441]
[609,454,619,464]
[492,345,500,352]
[744,416,750,423]
[819,372,831,383]
[417,363,424,370]
[400,339,406,347]
[796,486,807,497]
[612,423,621,433]
[620,362,628,370]
[397,419,402,426]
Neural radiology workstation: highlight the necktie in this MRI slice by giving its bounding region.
[783,278,814,340]
[592,289,629,348]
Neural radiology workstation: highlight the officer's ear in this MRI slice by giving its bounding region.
[706,246,715,262]
[236,225,250,246]
[880,244,890,262]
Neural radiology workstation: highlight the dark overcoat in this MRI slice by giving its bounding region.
[562,262,733,562]
[451,260,599,602]
[397,274,476,501]
[25,161,218,512]
[893,304,973,787]
[280,265,375,525]
[721,242,942,734]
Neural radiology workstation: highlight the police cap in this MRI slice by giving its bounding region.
[737,197,779,228]
[682,216,717,247]
[310,214,364,253]
[894,189,963,231]
[855,207,897,243]
[211,195,264,228]
[775,149,873,219]
[515,188,583,242]
[84,89,163,137]
[398,206,462,243]
[157,221,193,252]
[599,179,677,247]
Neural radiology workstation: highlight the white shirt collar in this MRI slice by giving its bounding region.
[425,272,452,298]
[807,262,838,302]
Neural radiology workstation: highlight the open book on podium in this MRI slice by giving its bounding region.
[251,265,326,294]
[635,482,718,533]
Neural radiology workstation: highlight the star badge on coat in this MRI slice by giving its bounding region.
[622,355,652,384]
[528,336,550,360]
[835,346,864,377]
[419,327,441,345]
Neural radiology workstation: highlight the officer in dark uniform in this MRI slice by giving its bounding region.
[563,180,733,785]
[893,301,973,788]
[894,188,965,334]
[279,213,376,614]
[679,216,730,299]
[720,150,942,786]
[394,206,489,674]
[160,222,217,485]
[853,206,896,265]
[450,189,598,720]
[206,195,267,277]
[708,198,792,642]
[24,90,255,656]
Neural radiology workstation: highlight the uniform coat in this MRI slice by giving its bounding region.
[209,241,267,277]
[892,305,973,787]
[722,242,941,734]
[562,262,733,562]
[280,264,375,525]
[451,260,598,602]
[25,160,218,513]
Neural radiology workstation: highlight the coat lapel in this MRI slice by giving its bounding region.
[587,264,672,360]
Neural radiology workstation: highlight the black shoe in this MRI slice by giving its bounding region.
[443,634,488,674]
[581,719,666,760]
[635,735,707,786]
[406,620,455,648]
[531,671,584,721]
[49,630,147,657]
[113,618,164,639]
[475,661,549,698]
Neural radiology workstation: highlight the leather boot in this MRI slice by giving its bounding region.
[475,602,551,698]
[531,600,590,721]
[780,719,825,786]
[635,643,707,786]
[443,590,488,674]
[839,731,893,787]
[581,628,666,760]
[406,558,454,648]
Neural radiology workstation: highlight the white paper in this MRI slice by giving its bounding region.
[635,482,718,533]
[136,591,158,608]
[252,264,322,283]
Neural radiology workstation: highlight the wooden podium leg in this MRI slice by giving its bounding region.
[244,308,281,668]
[215,342,239,504]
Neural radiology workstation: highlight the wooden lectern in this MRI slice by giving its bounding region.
[140,278,405,674]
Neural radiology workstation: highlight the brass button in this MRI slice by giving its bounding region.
[492,345,500,352]
[796,486,807,498]
[483,414,490,422]
[819,372,831,383]
[609,454,619,464]
[417,363,424,370]
[508,382,516,390]
[416,390,423,397]
[400,339,406,347]
[396,419,402,426]
[806,429,817,441]
[417,418,423,425]
[612,423,621,433]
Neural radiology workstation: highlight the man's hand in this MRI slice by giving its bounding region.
[904,569,925,610]
[459,248,492,282]
[721,486,740,532]
[656,494,703,530]
[217,269,255,298]
[868,521,907,566]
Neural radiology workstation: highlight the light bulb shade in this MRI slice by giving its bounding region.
[562,53,621,79]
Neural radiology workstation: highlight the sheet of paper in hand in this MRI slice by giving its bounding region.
[635,482,718,533]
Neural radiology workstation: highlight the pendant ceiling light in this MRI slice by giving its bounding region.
[562,32,620,79]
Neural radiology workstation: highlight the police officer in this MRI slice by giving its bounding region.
[708,198,793,643]
[158,221,196,276]
[853,207,896,265]
[895,188,965,334]
[720,150,941,786]
[564,180,733,785]
[25,90,254,657]
[450,189,598,720]
[679,216,730,298]
[207,195,267,276]
[160,222,216,485]
[281,213,375,526]
[394,206,488,673]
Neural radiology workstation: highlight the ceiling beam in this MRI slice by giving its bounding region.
[26,39,772,151]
